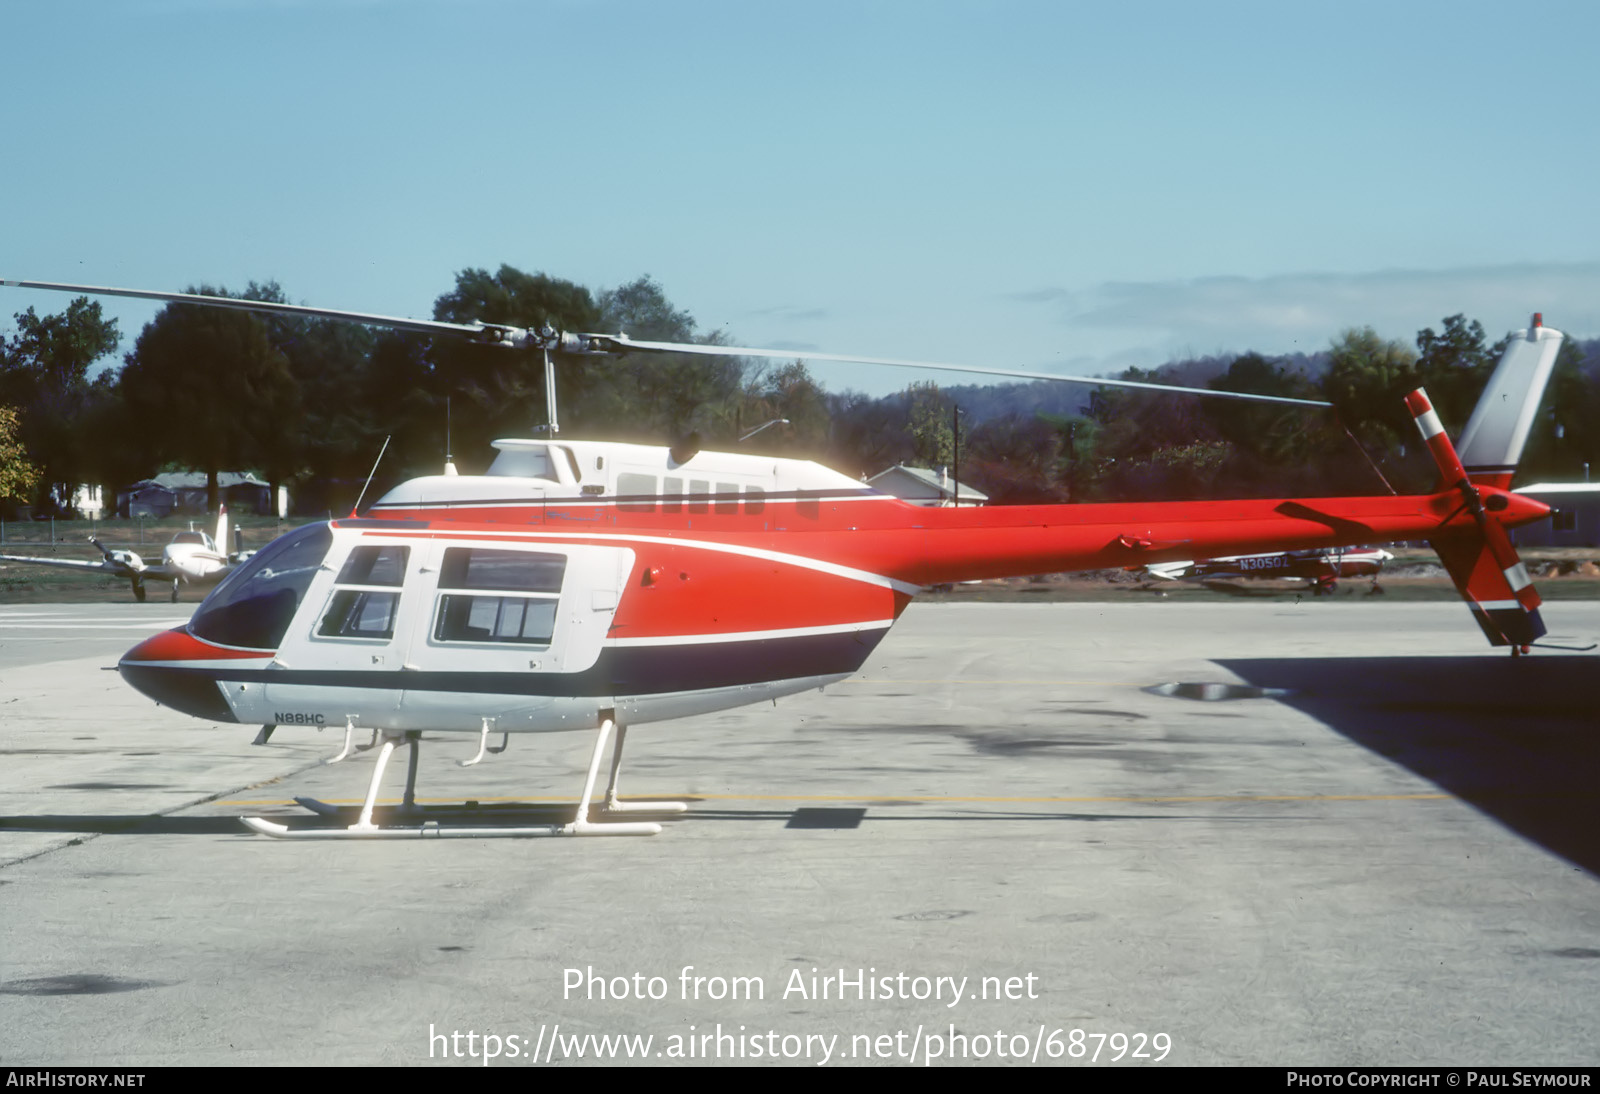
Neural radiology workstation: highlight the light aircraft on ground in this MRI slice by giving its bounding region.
[1142,546,1394,594]
[0,280,1568,841]
[0,505,245,602]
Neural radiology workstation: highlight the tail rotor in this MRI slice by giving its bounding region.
[1405,388,1544,651]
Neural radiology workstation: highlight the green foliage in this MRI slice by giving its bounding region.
[0,405,40,504]
[240,280,380,486]
[738,362,830,458]
[2,299,120,393]
[427,266,602,455]
[590,275,744,443]
[1414,314,1504,431]
[118,285,299,511]
[597,275,698,342]
[907,381,955,469]
[38,260,1595,518]
[0,297,121,511]
[825,388,912,476]
[962,414,1067,503]
[1205,353,1319,462]
[1322,327,1421,445]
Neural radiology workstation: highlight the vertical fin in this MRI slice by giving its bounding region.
[1455,314,1564,491]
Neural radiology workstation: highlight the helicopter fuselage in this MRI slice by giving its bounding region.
[116,437,1548,736]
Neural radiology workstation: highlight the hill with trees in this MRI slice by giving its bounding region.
[2,267,1595,516]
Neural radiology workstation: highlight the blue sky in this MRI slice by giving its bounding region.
[4,0,1597,398]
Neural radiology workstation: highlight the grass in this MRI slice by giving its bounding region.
[0,515,311,604]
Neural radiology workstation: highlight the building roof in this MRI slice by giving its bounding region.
[1514,482,1600,496]
[866,465,987,501]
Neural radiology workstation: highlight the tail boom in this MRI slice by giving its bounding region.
[820,487,1546,589]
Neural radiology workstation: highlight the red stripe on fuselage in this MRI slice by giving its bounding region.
[122,626,273,663]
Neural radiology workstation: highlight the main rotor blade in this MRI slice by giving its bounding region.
[600,335,1333,408]
[0,279,488,339]
[4,278,1332,407]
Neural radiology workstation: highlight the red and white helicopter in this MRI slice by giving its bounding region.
[0,280,1566,840]
[0,505,244,602]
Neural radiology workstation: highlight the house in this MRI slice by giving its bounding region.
[119,472,286,518]
[866,465,987,507]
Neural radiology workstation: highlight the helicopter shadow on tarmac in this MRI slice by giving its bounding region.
[0,801,1259,840]
[1218,654,1600,877]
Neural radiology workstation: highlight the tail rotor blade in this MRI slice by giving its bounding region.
[1407,387,1545,648]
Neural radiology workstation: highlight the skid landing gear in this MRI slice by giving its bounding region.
[239,716,686,839]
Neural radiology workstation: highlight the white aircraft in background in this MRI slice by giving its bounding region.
[0,506,248,602]
[1142,546,1394,595]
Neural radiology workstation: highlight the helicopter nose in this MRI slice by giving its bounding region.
[119,627,242,723]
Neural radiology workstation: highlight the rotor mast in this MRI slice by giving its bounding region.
[543,348,559,436]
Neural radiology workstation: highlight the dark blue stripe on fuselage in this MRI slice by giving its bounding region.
[121,629,891,713]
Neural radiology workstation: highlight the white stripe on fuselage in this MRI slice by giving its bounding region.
[354,527,924,596]
[606,619,895,647]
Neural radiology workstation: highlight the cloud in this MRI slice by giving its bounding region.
[746,305,829,322]
[1001,287,1077,306]
[1015,263,1600,358]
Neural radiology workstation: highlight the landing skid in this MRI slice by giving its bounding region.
[241,716,686,840]
[239,817,645,839]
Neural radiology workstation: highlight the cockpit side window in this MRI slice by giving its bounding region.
[318,544,411,640]
[189,523,333,649]
[335,544,409,586]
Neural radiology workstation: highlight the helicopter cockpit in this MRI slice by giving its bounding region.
[188,522,334,650]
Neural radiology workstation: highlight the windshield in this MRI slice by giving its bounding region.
[189,523,333,649]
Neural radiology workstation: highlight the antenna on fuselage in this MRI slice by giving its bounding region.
[351,435,391,518]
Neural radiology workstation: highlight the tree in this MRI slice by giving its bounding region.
[0,405,39,510]
[592,275,744,443]
[1413,314,1505,431]
[0,298,120,512]
[238,280,379,491]
[826,388,911,476]
[737,361,830,457]
[119,287,299,512]
[906,381,955,469]
[1205,353,1318,459]
[1322,327,1420,443]
[428,266,604,454]
[962,414,1067,503]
